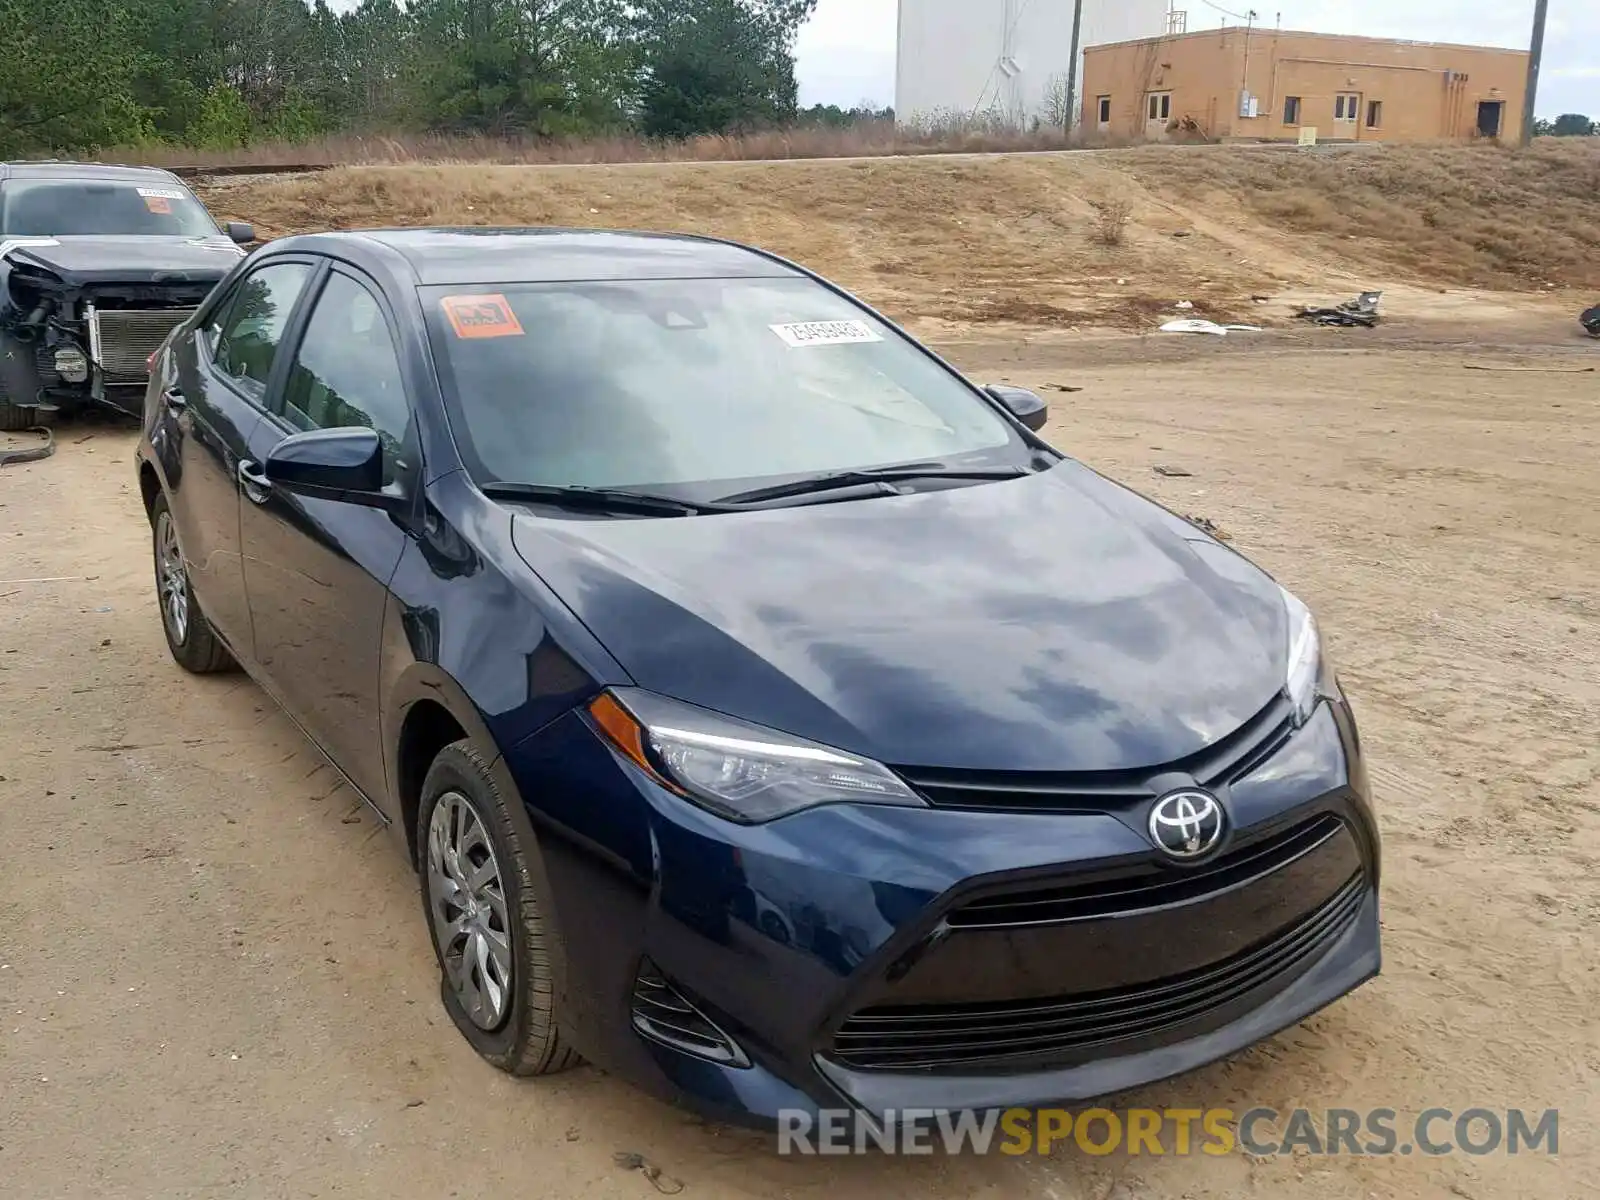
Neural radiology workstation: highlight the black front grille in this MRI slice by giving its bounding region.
[897,692,1296,814]
[632,962,749,1067]
[951,813,1346,928]
[830,873,1365,1072]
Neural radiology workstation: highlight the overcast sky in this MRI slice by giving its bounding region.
[795,0,1599,117]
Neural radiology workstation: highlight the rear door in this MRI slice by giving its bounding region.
[165,257,317,659]
[239,264,421,800]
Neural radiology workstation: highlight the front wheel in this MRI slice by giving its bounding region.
[417,741,579,1076]
[150,493,235,674]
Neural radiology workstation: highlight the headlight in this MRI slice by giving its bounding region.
[53,346,89,384]
[1280,585,1324,725]
[587,689,926,824]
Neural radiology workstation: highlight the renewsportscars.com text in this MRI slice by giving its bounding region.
[777,1107,1560,1157]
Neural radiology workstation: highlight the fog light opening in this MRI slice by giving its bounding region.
[631,959,751,1068]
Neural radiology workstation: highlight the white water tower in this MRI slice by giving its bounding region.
[895,0,1172,127]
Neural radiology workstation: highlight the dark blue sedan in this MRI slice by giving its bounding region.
[135,228,1380,1127]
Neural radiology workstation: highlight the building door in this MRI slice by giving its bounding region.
[1477,101,1505,139]
[1145,91,1172,139]
[1334,93,1361,135]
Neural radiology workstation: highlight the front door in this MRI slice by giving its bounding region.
[1477,101,1505,139]
[1145,91,1173,140]
[240,266,420,803]
[1334,93,1360,136]
[166,259,316,658]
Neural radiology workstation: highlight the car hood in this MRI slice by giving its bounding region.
[2,235,244,285]
[510,462,1290,773]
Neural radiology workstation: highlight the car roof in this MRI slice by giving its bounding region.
[0,161,187,185]
[273,228,806,286]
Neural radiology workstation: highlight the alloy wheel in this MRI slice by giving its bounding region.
[426,791,514,1031]
[156,511,189,645]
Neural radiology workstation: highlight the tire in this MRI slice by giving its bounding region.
[149,492,235,674]
[0,399,47,433]
[417,740,579,1076]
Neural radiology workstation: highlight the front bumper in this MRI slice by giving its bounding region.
[505,696,1381,1127]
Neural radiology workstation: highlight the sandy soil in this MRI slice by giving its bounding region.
[2,322,1597,1198]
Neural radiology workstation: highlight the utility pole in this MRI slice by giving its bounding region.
[1065,0,1086,132]
[1520,0,1550,146]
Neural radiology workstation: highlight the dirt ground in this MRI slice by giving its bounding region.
[2,316,1598,1198]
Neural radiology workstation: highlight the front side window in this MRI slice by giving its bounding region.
[0,179,219,237]
[423,276,1021,494]
[1098,96,1112,124]
[212,263,314,397]
[280,272,413,479]
[1284,96,1303,125]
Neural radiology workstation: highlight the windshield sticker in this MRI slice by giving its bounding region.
[441,294,526,340]
[770,321,883,348]
[135,187,187,200]
[142,195,172,214]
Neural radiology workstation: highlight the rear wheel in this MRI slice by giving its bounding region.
[150,493,235,674]
[418,740,578,1076]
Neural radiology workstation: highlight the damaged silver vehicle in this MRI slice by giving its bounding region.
[0,162,253,431]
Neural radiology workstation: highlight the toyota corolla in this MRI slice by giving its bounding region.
[135,228,1380,1126]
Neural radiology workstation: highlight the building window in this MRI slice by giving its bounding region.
[1367,100,1383,128]
[1335,93,1360,121]
[1098,96,1112,124]
[1284,96,1302,125]
[1147,92,1172,122]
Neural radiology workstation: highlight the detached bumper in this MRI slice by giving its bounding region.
[505,700,1381,1128]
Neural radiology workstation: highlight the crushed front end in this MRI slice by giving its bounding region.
[0,242,230,420]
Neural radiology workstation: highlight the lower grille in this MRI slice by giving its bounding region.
[632,961,750,1067]
[830,873,1366,1072]
[90,307,195,382]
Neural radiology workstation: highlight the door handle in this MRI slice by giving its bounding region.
[238,459,272,503]
[162,387,187,412]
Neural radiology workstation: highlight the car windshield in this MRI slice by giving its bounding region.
[422,276,1021,493]
[0,179,220,237]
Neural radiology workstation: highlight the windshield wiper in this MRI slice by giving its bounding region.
[481,482,732,517]
[714,465,1034,507]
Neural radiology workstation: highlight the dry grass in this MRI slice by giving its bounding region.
[1092,196,1134,247]
[1133,139,1600,291]
[200,141,1600,331]
[107,120,1135,171]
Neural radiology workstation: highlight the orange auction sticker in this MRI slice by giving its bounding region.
[143,195,172,214]
[440,294,525,339]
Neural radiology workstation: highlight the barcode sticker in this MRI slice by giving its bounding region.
[770,321,883,348]
[136,187,187,200]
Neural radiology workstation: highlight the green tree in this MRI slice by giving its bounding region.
[0,0,155,154]
[634,0,815,137]
[1551,113,1595,137]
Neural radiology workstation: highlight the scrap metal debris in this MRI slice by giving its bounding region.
[1296,291,1383,328]
[1582,304,1600,338]
[1159,319,1264,336]
[1185,515,1232,541]
[614,1152,684,1195]
[1153,465,1194,478]
[0,427,54,468]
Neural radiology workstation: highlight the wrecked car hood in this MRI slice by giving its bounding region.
[2,236,244,286]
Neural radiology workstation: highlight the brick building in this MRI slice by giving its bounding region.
[1081,28,1530,143]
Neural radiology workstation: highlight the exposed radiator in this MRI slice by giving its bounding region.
[88,306,196,384]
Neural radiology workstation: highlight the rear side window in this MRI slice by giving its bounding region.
[212,263,314,398]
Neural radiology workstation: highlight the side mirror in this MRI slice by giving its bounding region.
[225,221,255,246]
[985,385,1050,432]
[264,427,401,510]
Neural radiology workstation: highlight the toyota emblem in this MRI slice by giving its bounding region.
[1148,790,1227,861]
